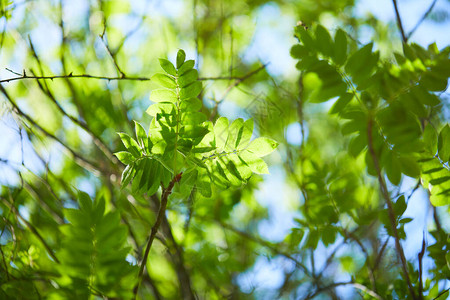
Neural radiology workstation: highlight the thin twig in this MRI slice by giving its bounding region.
[133,173,183,299]
[100,34,126,78]
[392,0,407,43]
[0,70,268,85]
[0,72,151,84]
[407,0,438,40]
[209,63,267,120]
[373,237,390,272]
[3,194,60,264]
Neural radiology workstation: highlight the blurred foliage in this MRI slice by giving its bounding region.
[0,0,449,299]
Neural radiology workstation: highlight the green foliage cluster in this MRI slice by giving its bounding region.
[115,50,278,198]
[58,192,135,299]
[290,22,450,298]
[292,24,450,206]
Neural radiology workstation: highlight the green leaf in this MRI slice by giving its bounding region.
[420,72,448,91]
[226,118,244,151]
[348,134,366,157]
[150,88,178,103]
[330,93,353,114]
[159,58,177,76]
[345,43,378,83]
[78,191,93,212]
[398,156,421,178]
[59,193,135,295]
[385,151,402,185]
[114,151,135,165]
[229,154,252,180]
[334,29,347,65]
[180,81,202,99]
[181,112,207,125]
[245,137,278,157]
[118,133,141,158]
[151,73,176,89]
[146,102,176,116]
[438,124,450,162]
[399,218,413,224]
[121,164,135,188]
[237,118,253,149]
[290,44,309,59]
[178,59,195,75]
[315,25,333,57]
[197,173,212,197]
[295,25,315,50]
[178,69,198,87]
[176,49,186,69]
[394,195,407,217]
[240,150,269,174]
[180,97,202,112]
[134,121,149,151]
[303,62,347,102]
[214,117,229,149]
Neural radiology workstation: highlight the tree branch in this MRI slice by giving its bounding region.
[392,0,407,43]
[0,70,271,85]
[0,72,151,84]
[148,194,196,299]
[367,117,417,300]
[160,213,196,299]
[407,0,438,40]
[133,172,183,299]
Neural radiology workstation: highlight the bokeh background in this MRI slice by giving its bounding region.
[0,0,449,298]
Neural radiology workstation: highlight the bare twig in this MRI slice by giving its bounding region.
[209,63,267,120]
[100,34,126,78]
[133,173,183,299]
[0,70,270,85]
[407,0,438,40]
[392,0,407,43]
[0,72,151,84]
